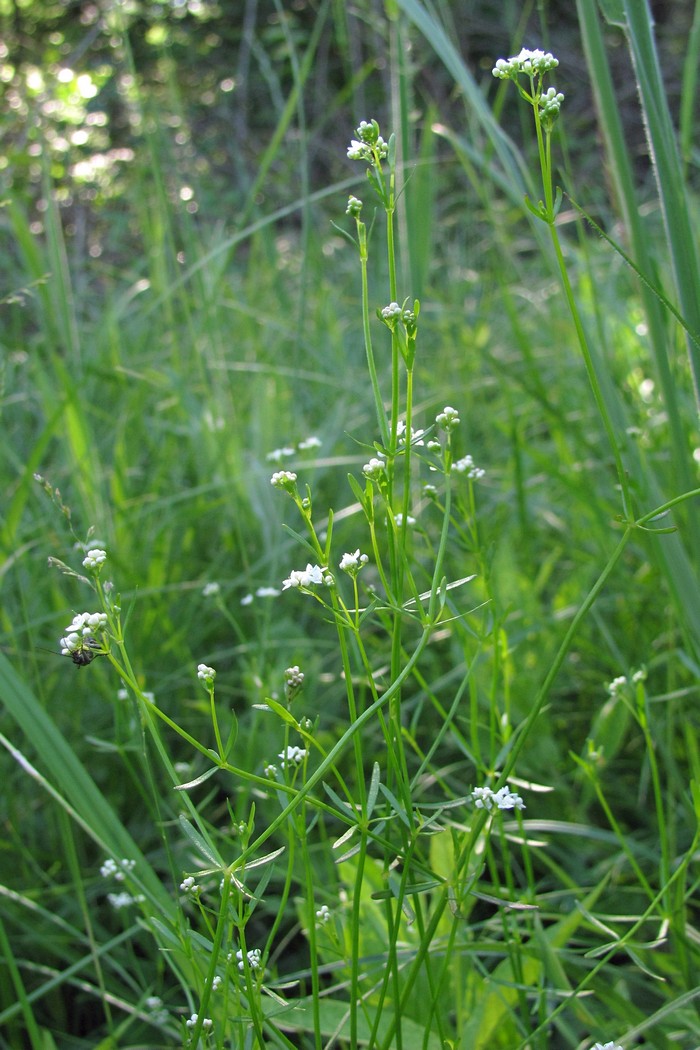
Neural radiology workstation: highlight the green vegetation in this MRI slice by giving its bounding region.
[1,2,699,1048]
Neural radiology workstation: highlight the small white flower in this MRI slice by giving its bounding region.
[396,421,425,446]
[339,549,369,572]
[264,763,278,778]
[282,564,325,590]
[394,513,416,528]
[180,876,197,893]
[82,548,107,570]
[60,611,107,655]
[347,138,368,160]
[492,786,525,811]
[145,996,163,1010]
[278,745,308,767]
[592,1043,623,1050]
[255,586,281,598]
[212,975,222,991]
[298,436,321,450]
[471,787,494,810]
[607,675,628,697]
[240,593,253,606]
[202,581,220,597]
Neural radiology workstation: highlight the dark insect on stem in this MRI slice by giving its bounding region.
[66,639,102,668]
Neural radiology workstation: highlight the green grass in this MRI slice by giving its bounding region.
[1,2,699,1048]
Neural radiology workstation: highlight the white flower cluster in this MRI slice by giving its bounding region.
[185,1013,212,1029]
[197,663,216,686]
[492,48,559,78]
[381,301,403,322]
[380,301,417,334]
[278,745,308,768]
[607,668,646,698]
[108,891,145,909]
[60,611,107,655]
[100,857,136,882]
[180,875,198,893]
[339,549,369,573]
[539,86,565,119]
[284,665,305,702]
[82,548,107,570]
[436,405,460,431]
[452,455,485,480]
[270,469,297,489]
[267,437,322,462]
[394,513,416,528]
[396,421,425,447]
[202,581,221,597]
[347,119,388,162]
[267,446,295,463]
[362,456,386,480]
[235,947,261,972]
[316,904,331,924]
[471,785,525,811]
[284,665,305,690]
[592,1043,623,1050]
[240,586,281,605]
[282,563,331,590]
[346,194,363,217]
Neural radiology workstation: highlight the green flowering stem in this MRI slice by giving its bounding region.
[356,215,391,450]
[198,678,225,762]
[186,871,232,1048]
[384,171,401,458]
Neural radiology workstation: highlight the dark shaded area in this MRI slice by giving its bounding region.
[1,0,694,239]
